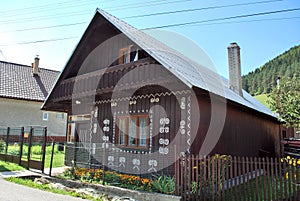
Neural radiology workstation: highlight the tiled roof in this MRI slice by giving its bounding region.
[97,8,277,118]
[0,61,60,101]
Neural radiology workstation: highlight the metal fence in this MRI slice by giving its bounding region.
[0,126,47,172]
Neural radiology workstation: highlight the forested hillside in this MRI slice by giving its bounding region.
[242,45,300,95]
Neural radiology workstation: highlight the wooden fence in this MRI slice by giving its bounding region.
[175,155,300,200]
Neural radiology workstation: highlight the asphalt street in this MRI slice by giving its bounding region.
[0,178,86,201]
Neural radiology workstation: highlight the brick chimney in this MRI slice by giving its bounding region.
[228,42,243,97]
[33,55,39,75]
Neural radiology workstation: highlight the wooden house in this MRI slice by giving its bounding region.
[42,9,288,174]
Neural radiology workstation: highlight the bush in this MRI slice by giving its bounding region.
[151,175,175,194]
[0,139,6,153]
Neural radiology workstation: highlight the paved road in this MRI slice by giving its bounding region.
[0,178,86,201]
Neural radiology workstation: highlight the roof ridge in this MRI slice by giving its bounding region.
[0,60,60,73]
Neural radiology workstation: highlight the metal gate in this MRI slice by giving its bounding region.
[0,126,47,172]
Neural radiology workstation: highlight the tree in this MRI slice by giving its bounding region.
[268,75,300,132]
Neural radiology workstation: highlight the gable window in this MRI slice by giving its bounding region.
[119,46,132,64]
[116,115,149,148]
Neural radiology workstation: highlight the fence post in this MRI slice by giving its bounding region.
[5,127,10,162]
[49,141,55,177]
[27,127,33,170]
[41,127,47,173]
[18,127,25,166]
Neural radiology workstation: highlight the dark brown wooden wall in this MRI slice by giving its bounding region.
[191,91,280,157]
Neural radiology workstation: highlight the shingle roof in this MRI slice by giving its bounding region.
[97,8,276,118]
[0,61,60,101]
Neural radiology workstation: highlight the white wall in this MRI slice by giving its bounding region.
[0,97,67,136]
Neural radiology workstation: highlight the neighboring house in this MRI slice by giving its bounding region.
[42,9,292,174]
[0,58,66,142]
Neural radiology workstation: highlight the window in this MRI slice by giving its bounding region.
[119,46,131,64]
[56,113,64,120]
[116,115,149,148]
[43,112,48,121]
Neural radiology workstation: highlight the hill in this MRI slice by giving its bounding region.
[242,45,300,96]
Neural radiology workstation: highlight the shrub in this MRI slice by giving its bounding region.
[0,139,6,153]
[151,175,175,194]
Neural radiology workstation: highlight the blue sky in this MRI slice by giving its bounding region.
[0,0,299,78]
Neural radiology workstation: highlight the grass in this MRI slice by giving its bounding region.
[0,161,26,172]
[5,177,103,201]
[195,175,298,201]
[1,143,65,168]
[254,94,271,108]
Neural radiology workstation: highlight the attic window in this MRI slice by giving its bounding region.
[119,45,131,64]
[119,45,138,64]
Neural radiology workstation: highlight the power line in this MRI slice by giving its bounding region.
[0,22,87,33]
[0,0,99,19]
[188,16,300,27]
[0,37,78,46]
[0,0,283,33]
[1,0,93,14]
[123,0,283,19]
[106,0,192,11]
[0,0,186,25]
[1,14,299,47]
[0,11,91,25]
[142,7,300,30]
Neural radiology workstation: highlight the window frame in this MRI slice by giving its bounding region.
[116,114,149,149]
[42,112,48,121]
[119,45,133,64]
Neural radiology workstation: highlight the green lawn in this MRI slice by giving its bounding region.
[1,143,65,169]
[0,161,26,172]
[254,94,271,108]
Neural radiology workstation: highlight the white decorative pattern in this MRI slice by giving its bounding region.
[159,147,169,154]
[95,90,190,104]
[94,106,98,117]
[108,156,114,166]
[159,117,170,155]
[132,158,140,171]
[159,138,169,145]
[119,157,126,167]
[148,159,158,172]
[150,97,160,103]
[92,143,96,155]
[186,96,192,154]
[180,97,186,110]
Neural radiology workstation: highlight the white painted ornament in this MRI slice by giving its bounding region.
[132,158,140,171]
[119,157,126,167]
[148,159,158,172]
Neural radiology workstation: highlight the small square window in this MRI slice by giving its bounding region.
[43,112,48,121]
[56,113,64,120]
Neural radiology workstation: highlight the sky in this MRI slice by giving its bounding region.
[0,0,299,78]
